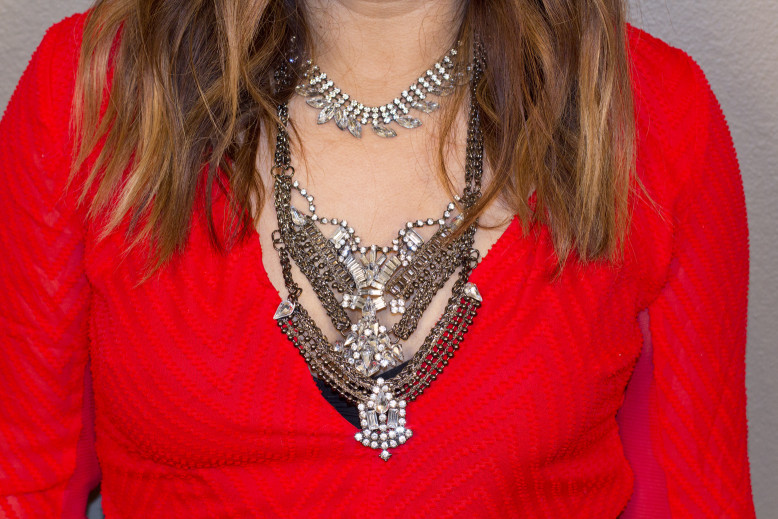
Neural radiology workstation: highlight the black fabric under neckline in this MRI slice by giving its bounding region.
[313,361,409,429]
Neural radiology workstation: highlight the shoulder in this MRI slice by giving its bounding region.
[1,12,88,139]
[22,11,88,95]
[624,26,740,310]
[627,24,702,90]
[0,12,91,207]
[38,11,88,53]
[626,25,727,191]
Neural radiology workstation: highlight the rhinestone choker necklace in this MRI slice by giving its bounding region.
[294,45,471,138]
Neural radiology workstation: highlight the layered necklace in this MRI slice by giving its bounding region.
[269,42,485,461]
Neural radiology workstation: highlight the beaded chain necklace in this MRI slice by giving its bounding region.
[269,41,485,461]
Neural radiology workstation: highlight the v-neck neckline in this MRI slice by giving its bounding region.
[248,208,526,435]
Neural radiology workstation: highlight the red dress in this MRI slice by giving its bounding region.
[0,13,756,519]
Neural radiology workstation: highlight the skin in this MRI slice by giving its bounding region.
[255,0,515,361]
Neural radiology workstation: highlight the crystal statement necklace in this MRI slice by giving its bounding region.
[289,177,463,316]
[270,42,485,461]
[294,45,470,138]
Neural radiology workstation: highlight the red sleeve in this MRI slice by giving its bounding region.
[0,13,99,519]
[623,53,756,517]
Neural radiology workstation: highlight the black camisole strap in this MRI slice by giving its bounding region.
[313,361,410,429]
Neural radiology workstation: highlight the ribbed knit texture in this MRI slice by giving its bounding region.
[0,13,755,519]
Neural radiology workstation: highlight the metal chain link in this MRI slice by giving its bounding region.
[271,40,486,403]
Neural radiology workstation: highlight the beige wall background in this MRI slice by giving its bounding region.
[1,1,775,518]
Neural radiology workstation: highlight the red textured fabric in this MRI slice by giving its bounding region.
[0,13,755,519]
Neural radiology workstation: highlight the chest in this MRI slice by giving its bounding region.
[84,206,642,469]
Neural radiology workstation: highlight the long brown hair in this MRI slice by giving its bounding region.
[72,0,639,275]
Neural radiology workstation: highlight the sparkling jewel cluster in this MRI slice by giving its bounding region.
[286,181,469,378]
[334,298,404,376]
[353,378,412,461]
[295,46,470,138]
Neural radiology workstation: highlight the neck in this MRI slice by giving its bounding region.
[302,0,464,105]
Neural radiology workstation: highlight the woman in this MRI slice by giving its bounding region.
[0,0,756,517]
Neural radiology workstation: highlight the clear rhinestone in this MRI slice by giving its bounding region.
[354,432,363,442]
[372,124,397,138]
[375,389,390,414]
[367,410,379,430]
[388,409,399,428]
[273,300,295,320]
[380,450,392,461]
[335,109,348,130]
[290,207,306,226]
[463,283,483,302]
[306,95,328,109]
[347,116,362,138]
[412,100,439,113]
[395,115,422,129]
[296,84,319,97]
[318,104,337,124]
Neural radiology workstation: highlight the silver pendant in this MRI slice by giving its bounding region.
[354,378,412,461]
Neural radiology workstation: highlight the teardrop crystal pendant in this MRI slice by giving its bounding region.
[463,282,482,302]
[354,378,412,461]
[273,300,296,320]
